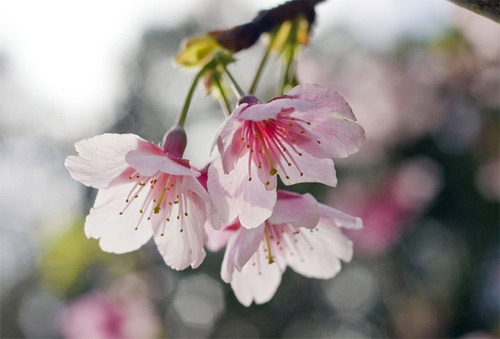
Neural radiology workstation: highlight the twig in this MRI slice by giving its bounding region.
[209,0,326,53]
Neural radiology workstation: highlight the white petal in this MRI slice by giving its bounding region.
[229,245,283,306]
[125,149,199,177]
[152,188,208,270]
[221,226,265,283]
[284,221,353,279]
[65,133,146,189]
[208,156,276,229]
[84,177,153,254]
[207,159,240,227]
[278,147,337,187]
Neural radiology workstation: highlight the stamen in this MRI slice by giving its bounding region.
[264,226,275,264]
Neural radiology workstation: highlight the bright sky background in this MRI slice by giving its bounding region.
[0,0,454,137]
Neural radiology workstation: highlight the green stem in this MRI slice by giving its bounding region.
[213,72,232,115]
[176,61,214,127]
[279,19,299,95]
[248,36,275,94]
[220,63,245,99]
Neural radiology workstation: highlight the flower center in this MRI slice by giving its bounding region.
[240,111,317,184]
[117,170,189,235]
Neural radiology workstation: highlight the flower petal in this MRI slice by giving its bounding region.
[208,156,276,229]
[125,149,200,177]
[286,84,356,120]
[221,225,265,283]
[65,133,146,189]
[237,98,313,121]
[284,221,352,279]
[207,160,240,228]
[229,246,283,306]
[295,116,366,159]
[268,191,320,229]
[84,175,154,254]
[318,204,363,229]
[152,185,208,270]
[204,221,233,252]
[278,147,337,187]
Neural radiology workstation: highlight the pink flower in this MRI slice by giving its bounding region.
[59,289,160,339]
[65,127,210,270]
[205,190,362,306]
[209,84,365,228]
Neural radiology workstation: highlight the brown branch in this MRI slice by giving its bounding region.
[209,0,326,53]
[448,0,500,22]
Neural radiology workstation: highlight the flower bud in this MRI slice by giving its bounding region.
[238,95,260,106]
[162,126,187,158]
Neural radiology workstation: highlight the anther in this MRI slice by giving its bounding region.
[248,177,252,181]
[265,181,270,185]
[269,168,277,176]
[316,140,321,144]
[285,175,290,179]
[298,152,302,156]
[119,212,123,215]
[300,172,304,176]
[306,122,311,125]
[184,212,188,216]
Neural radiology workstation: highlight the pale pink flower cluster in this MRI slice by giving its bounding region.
[65,84,365,305]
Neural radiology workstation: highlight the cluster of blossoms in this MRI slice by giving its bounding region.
[66,83,365,305]
[66,15,366,305]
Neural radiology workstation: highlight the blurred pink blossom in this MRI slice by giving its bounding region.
[331,157,442,256]
[60,286,160,339]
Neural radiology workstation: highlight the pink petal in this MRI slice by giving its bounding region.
[237,98,313,121]
[152,187,208,270]
[208,156,276,229]
[318,204,363,229]
[284,222,352,279]
[229,246,283,306]
[294,116,366,159]
[65,133,147,189]
[268,191,320,229]
[221,225,265,283]
[125,149,200,177]
[286,84,356,120]
[84,177,153,254]
[207,160,240,228]
[212,106,243,155]
[278,147,337,187]
[204,222,233,252]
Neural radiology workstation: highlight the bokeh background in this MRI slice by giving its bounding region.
[1,0,499,338]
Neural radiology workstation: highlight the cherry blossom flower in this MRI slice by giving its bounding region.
[65,127,210,270]
[209,84,365,228]
[205,190,362,306]
[59,278,161,339]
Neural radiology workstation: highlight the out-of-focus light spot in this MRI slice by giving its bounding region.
[392,157,443,209]
[213,318,260,338]
[322,265,379,316]
[475,159,500,202]
[18,288,64,338]
[171,273,224,330]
